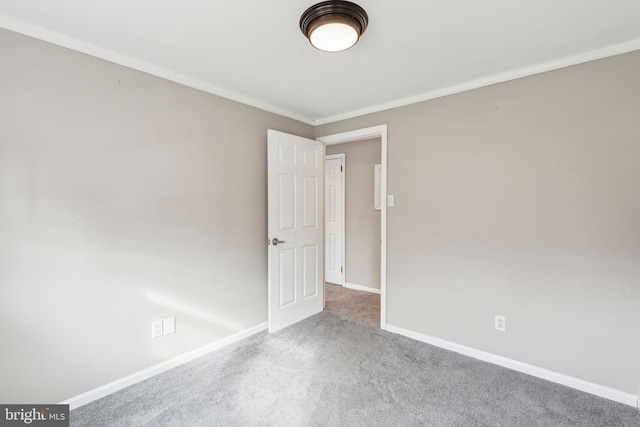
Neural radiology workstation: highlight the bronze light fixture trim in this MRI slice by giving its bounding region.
[300,1,369,52]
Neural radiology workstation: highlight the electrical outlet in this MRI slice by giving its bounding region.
[152,320,163,338]
[495,315,506,332]
[163,317,176,335]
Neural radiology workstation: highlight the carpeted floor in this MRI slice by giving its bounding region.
[324,283,380,327]
[71,311,640,426]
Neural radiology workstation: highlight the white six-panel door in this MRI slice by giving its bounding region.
[324,155,345,285]
[267,130,324,333]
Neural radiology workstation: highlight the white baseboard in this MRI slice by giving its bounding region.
[344,282,381,295]
[386,324,639,408]
[61,322,268,410]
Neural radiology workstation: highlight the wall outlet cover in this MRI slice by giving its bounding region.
[163,317,176,335]
[495,315,506,332]
[152,320,163,338]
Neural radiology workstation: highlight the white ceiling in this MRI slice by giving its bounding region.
[1,0,639,125]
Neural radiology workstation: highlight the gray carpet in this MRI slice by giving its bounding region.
[324,283,380,327]
[71,312,639,426]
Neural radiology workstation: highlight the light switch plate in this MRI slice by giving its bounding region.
[387,195,395,207]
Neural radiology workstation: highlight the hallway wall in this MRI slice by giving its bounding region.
[326,138,381,291]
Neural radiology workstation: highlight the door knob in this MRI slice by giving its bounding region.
[272,238,285,246]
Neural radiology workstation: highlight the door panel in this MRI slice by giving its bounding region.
[303,176,318,229]
[279,174,296,230]
[268,130,324,332]
[278,248,296,307]
[303,245,319,299]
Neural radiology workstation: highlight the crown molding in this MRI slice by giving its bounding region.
[2,14,639,128]
[314,39,640,125]
[0,15,315,126]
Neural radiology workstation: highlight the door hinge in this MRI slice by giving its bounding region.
[340,166,343,172]
[341,266,343,273]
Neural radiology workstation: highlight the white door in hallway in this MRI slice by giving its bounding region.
[324,155,345,285]
[267,130,324,333]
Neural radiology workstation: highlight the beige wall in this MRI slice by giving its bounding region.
[0,28,313,403]
[2,25,639,404]
[326,139,381,290]
[317,51,640,396]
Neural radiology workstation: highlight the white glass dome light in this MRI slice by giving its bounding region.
[309,22,359,52]
[300,1,368,53]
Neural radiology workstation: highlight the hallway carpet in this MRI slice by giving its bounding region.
[71,311,639,426]
[324,283,380,327]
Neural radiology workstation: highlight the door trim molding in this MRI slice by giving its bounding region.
[325,153,346,286]
[317,124,388,330]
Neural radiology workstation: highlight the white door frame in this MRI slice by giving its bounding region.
[324,153,346,286]
[317,124,388,330]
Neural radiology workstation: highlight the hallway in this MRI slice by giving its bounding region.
[324,283,380,327]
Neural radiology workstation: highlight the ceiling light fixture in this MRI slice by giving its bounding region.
[300,1,368,53]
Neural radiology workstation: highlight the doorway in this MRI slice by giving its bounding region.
[317,125,388,330]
